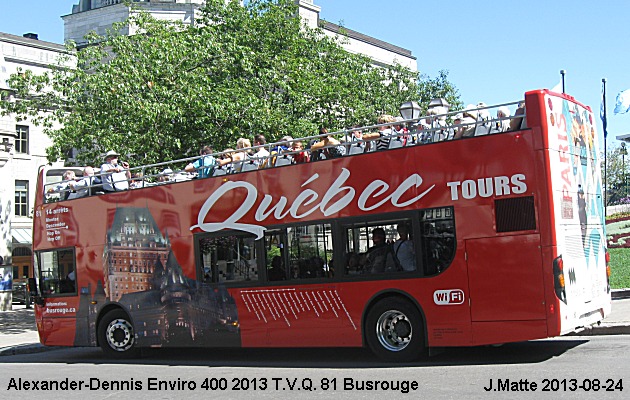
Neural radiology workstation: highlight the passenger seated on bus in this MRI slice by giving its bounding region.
[363,115,396,151]
[453,106,478,139]
[48,170,77,200]
[101,150,131,191]
[365,228,401,273]
[130,171,144,189]
[310,128,346,160]
[509,102,526,131]
[496,106,511,132]
[345,252,363,275]
[392,223,416,271]
[231,137,254,173]
[185,145,229,178]
[268,256,286,281]
[59,270,76,293]
[219,148,236,174]
[421,108,450,143]
[474,102,492,136]
[156,168,174,184]
[271,135,292,154]
[291,140,310,163]
[346,126,369,153]
[68,166,97,199]
[252,134,271,168]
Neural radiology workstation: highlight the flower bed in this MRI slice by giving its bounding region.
[607,215,630,248]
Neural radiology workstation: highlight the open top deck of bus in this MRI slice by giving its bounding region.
[42,98,526,201]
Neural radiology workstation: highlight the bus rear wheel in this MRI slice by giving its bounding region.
[365,298,425,362]
[98,309,139,358]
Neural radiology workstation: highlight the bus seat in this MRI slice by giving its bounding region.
[474,123,490,136]
[241,161,259,172]
[349,144,365,155]
[388,138,404,149]
[213,167,227,176]
[274,155,292,167]
[489,126,502,134]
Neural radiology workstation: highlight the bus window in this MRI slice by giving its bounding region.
[265,229,287,281]
[420,207,455,275]
[344,218,415,276]
[197,233,259,283]
[35,248,76,296]
[286,223,334,280]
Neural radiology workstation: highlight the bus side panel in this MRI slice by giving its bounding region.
[38,315,76,346]
[471,321,548,346]
[234,284,363,348]
[467,235,546,322]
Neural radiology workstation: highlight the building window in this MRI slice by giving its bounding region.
[15,180,29,217]
[15,125,29,154]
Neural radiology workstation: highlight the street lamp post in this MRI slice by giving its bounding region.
[399,101,421,121]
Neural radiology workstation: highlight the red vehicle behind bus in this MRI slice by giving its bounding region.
[28,89,610,361]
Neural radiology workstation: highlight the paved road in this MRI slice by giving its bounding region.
[0,336,628,399]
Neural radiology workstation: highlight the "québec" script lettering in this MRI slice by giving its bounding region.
[190,168,435,238]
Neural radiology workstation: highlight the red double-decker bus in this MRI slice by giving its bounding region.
[28,89,610,361]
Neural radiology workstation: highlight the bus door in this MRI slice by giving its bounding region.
[466,234,546,324]
[33,248,80,346]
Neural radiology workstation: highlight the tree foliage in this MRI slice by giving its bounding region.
[1,0,460,166]
[604,144,630,205]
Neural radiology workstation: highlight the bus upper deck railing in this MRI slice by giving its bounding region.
[43,100,525,203]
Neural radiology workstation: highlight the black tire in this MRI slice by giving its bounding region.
[365,298,425,362]
[97,309,139,358]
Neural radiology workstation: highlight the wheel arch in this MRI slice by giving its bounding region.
[96,303,133,347]
[361,289,428,349]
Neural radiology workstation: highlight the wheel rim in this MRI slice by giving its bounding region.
[106,318,134,352]
[375,309,412,352]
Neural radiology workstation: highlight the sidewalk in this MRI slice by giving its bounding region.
[0,304,46,356]
[1,292,629,357]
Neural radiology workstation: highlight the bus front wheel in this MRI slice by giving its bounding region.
[97,309,139,358]
[365,298,425,362]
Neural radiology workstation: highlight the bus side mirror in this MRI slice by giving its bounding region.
[27,277,38,297]
[27,278,45,307]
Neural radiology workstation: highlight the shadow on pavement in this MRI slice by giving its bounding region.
[6,338,589,369]
[0,308,35,335]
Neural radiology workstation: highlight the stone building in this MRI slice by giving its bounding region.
[63,0,417,70]
[0,32,67,284]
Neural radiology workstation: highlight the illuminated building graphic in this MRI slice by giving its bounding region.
[75,207,240,347]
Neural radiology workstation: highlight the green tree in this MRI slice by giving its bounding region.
[1,0,460,166]
[604,143,630,205]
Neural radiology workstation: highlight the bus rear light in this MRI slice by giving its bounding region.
[558,274,565,287]
[605,251,611,264]
[549,304,554,314]
[553,255,567,304]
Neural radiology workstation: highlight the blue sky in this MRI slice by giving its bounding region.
[1,0,629,145]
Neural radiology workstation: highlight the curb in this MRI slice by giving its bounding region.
[612,289,630,300]
[567,324,630,336]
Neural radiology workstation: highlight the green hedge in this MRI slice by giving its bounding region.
[609,248,630,289]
